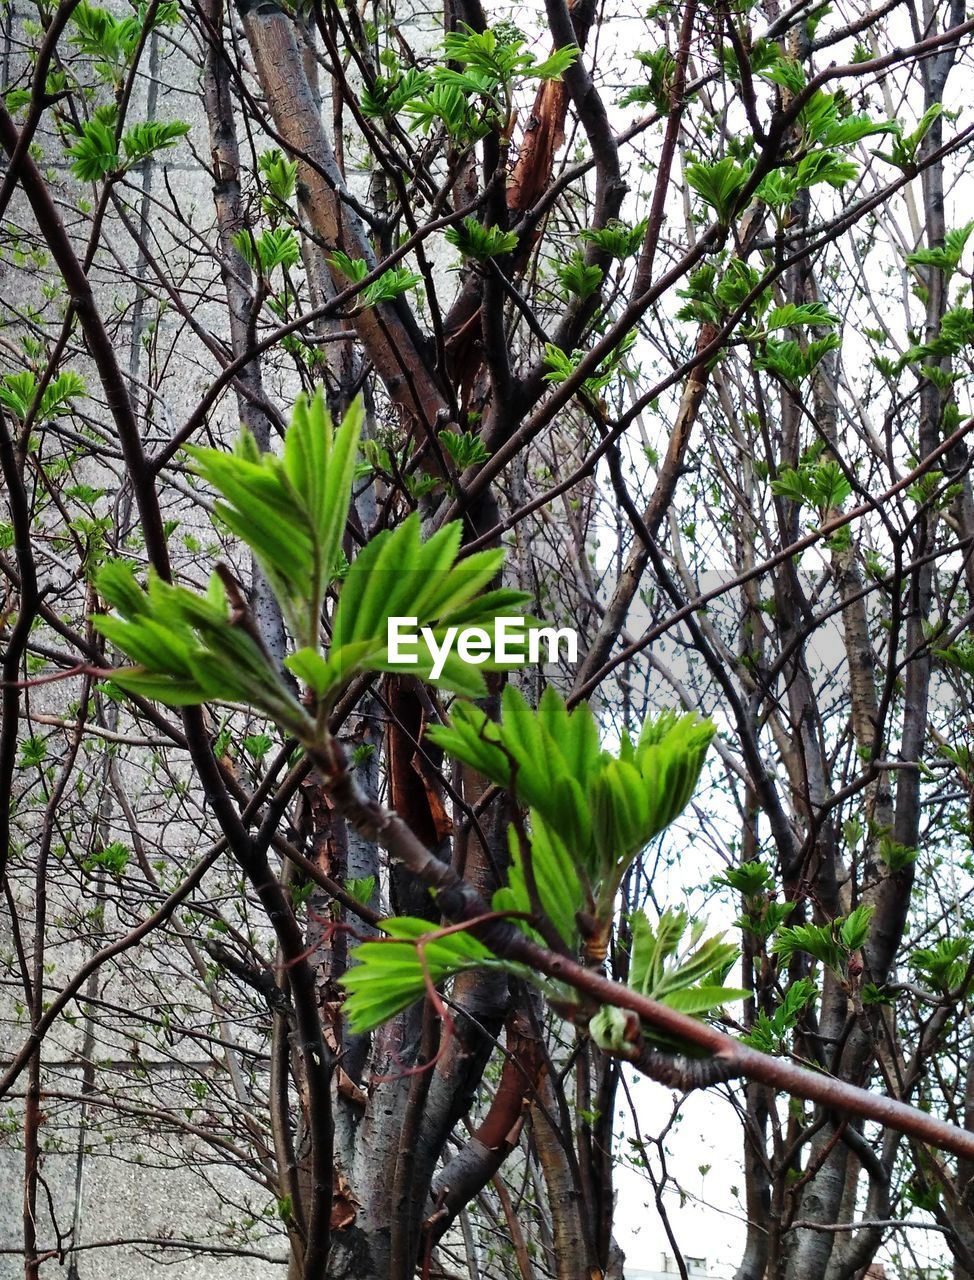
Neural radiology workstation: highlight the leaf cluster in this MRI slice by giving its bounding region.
[70,0,180,85]
[590,909,745,1055]
[770,458,852,515]
[429,689,716,927]
[340,919,514,1033]
[443,217,518,261]
[328,251,422,306]
[0,369,86,421]
[361,26,576,143]
[66,106,189,182]
[773,904,874,975]
[743,978,816,1053]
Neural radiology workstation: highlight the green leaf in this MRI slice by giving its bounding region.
[712,860,774,898]
[911,937,968,992]
[362,267,422,307]
[758,56,805,92]
[579,218,648,260]
[685,158,750,222]
[186,393,362,653]
[0,371,38,419]
[839,903,874,951]
[233,227,301,275]
[618,47,677,112]
[40,370,86,418]
[67,116,119,181]
[326,513,530,693]
[906,221,974,276]
[95,565,310,728]
[345,875,376,907]
[556,251,604,301]
[662,985,747,1016]
[495,816,584,949]
[763,302,839,331]
[328,251,370,283]
[284,647,333,696]
[794,150,858,191]
[121,120,190,165]
[626,908,744,1043]
[438,428,490,468]
[83,840,130,875]
[443,217,518,261]
[532,44,579,80]
[339,917,503,1033]
[743,977,816,1052]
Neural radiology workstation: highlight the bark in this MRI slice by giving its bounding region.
[202,0,287,660]
[238,0,450,435]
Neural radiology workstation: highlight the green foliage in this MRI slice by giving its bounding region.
[66,111,119,181]
[893,305,974,374]
[754,334,840,384]
[365,25,576,142]
[579,218,648,260]
[713,859,774,898]
[438,429,490,468]
[440,24,577,87]
[760,302,840,333]
[242,733,274,761]
[363,268,423,306]
[676,264,721,325]
[494,819,584,949]
[713,860,793,940]
[429,689,715,922]
[327,251,369,284]
[793,150,858,190]
[685,158,750,223]
[67,108,189,181]
[0,369,86,420]
[798,89,893,149]
[840,904,874,951]
[259,149,298,215]
[94,561,311,730]
[758,55,805,93]
[3,88,32,114]
[773,904,874,974]
[97,392,532,706]
[937,639,974,677]
[83,841,130,876]
[233,228,301,276]
[443,217,518,261]
[743,978,816,1053]
[345,876,377,907]
[339,918,512,1033]
[588,910,745,1053]
[121,120,190,165]
[713,260,765,314]
[905,221,974,277]
[556,251,603,301]
[428,684,602,861]
[18,735,47,767]
[186,393,362,650]
[771,458,852,515]
[325,515,528,696]
[877,835,917,873]
[873,103,942,170]
[628,908,742,1008]
[910,937,969,993]
[328,251,422,305]
[543,330,637,400]
[618,47,676,112]
[70,0,180,85]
